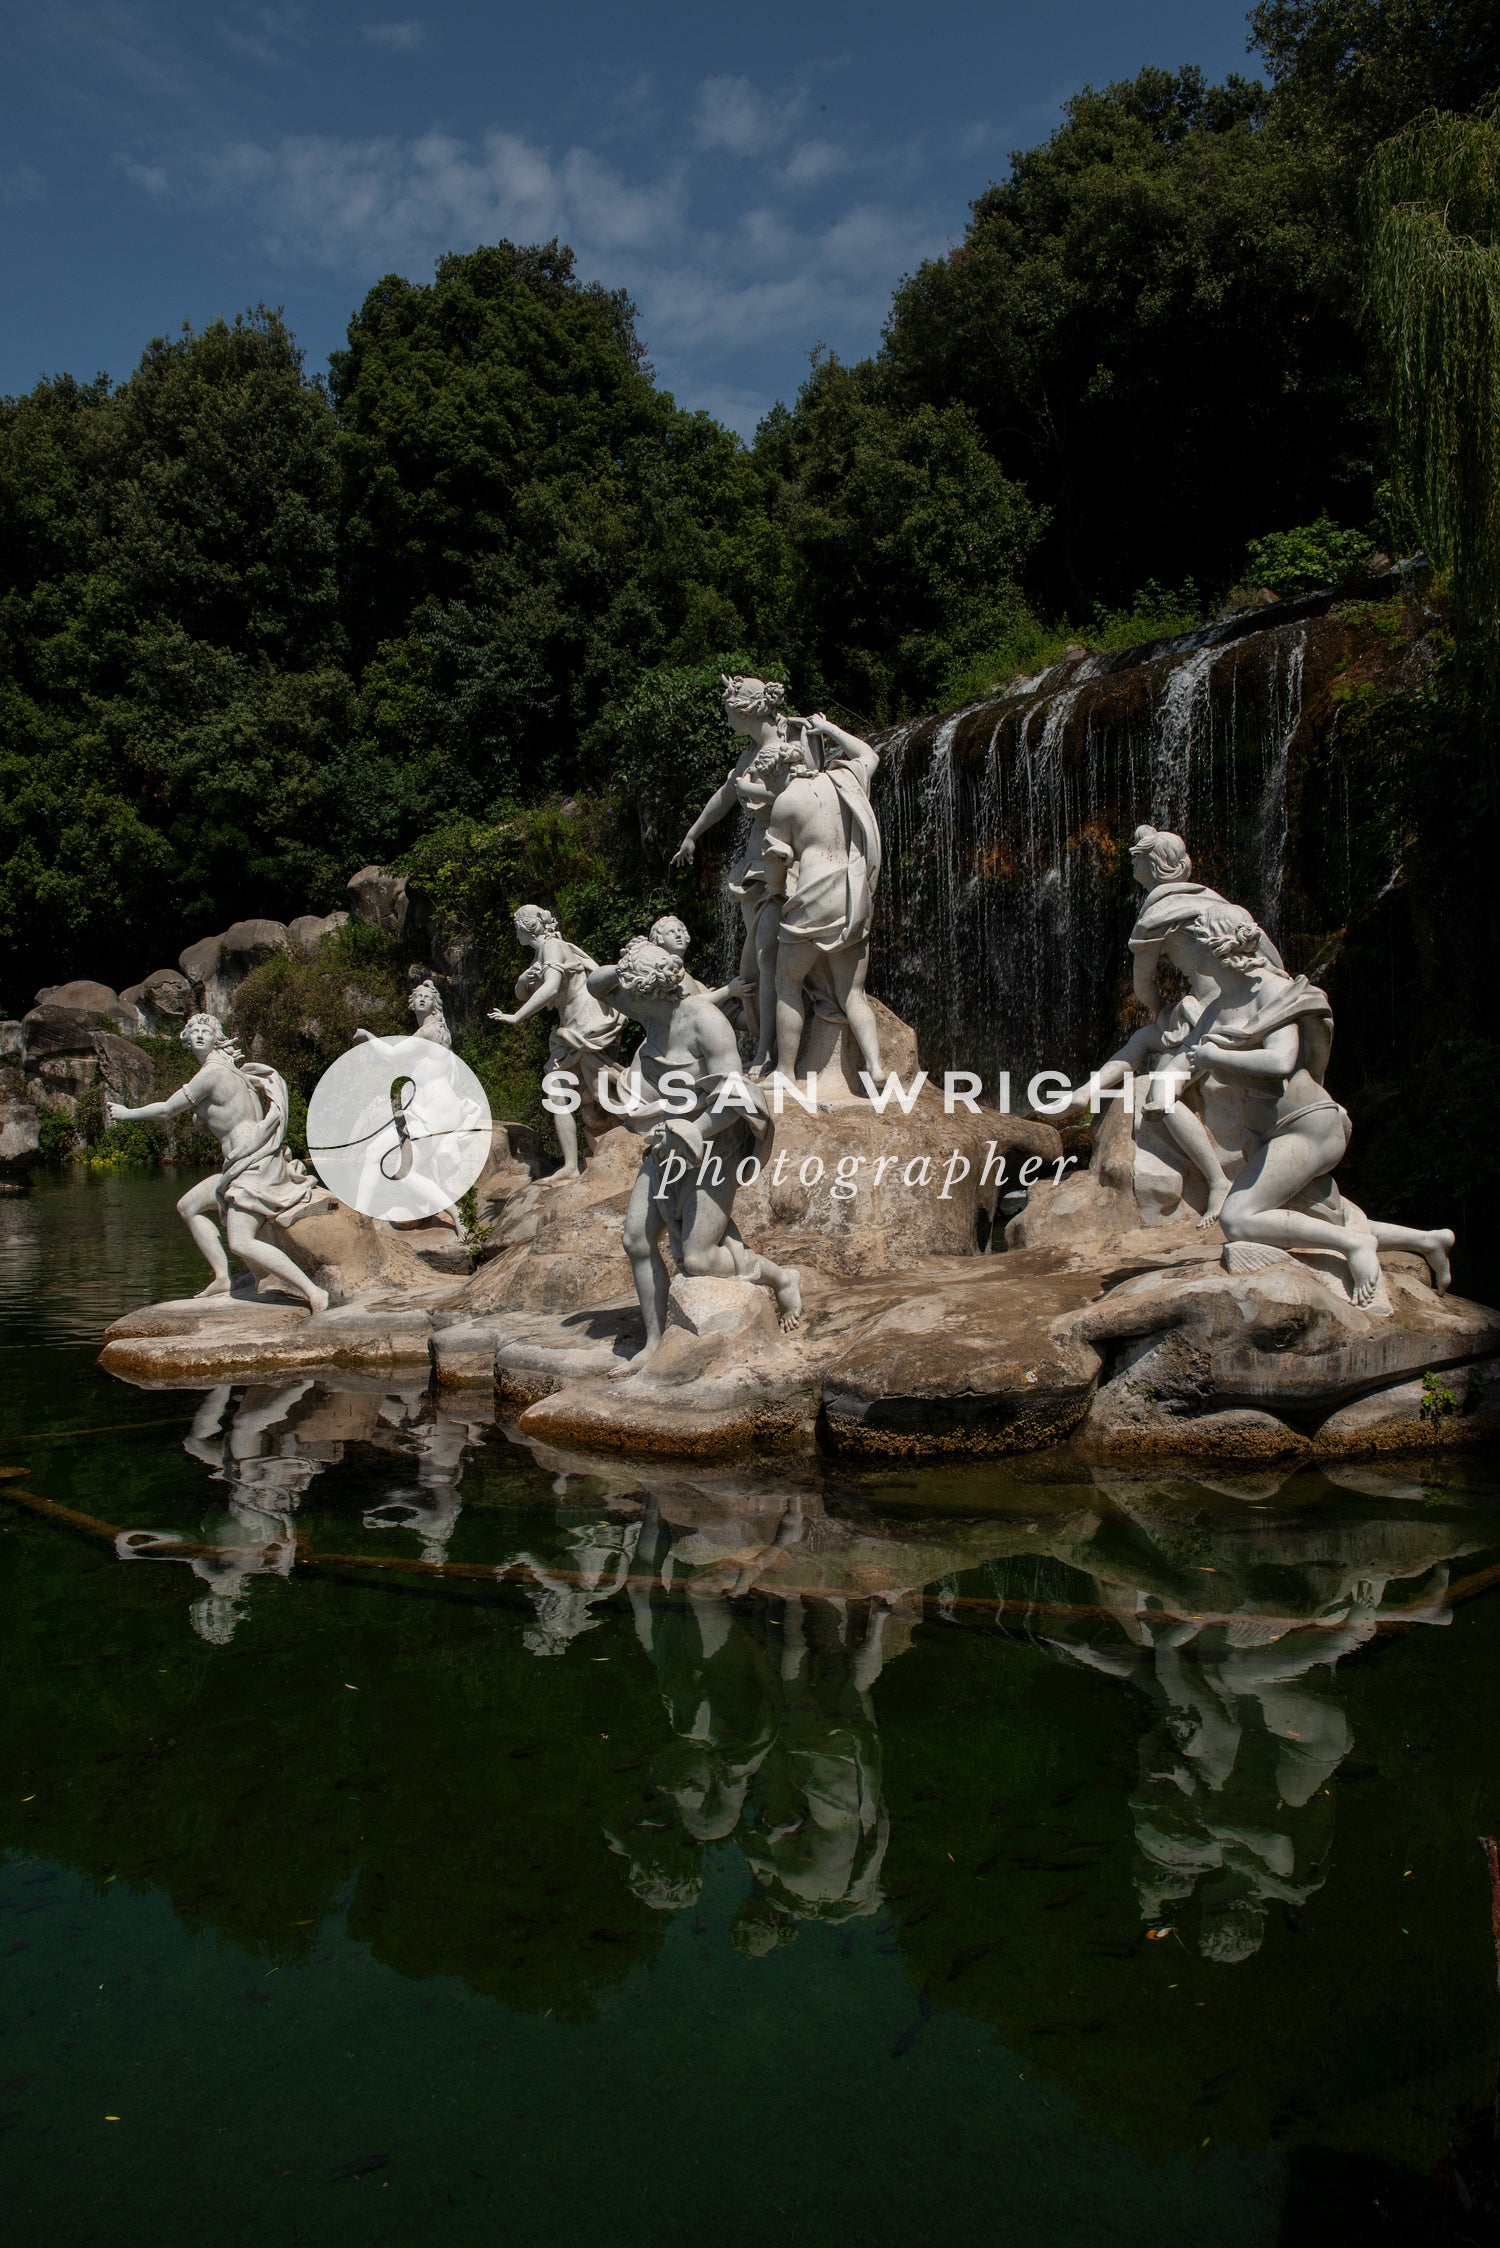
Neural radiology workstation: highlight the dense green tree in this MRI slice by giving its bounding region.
[879,67,1369,611]
[1251,0,1500,151]
[0,311,351,1012]
[330,242,765,827]
[751,357,1040,722]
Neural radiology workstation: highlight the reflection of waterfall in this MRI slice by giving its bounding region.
[874,607,1354,1087]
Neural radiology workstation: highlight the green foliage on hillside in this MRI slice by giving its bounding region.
[1,0,1498,1040]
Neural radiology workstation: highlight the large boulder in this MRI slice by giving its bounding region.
[29,980,137,1033]
[287,912,349,954]
[1312,1358,1500,1455]
[346,867,409,937]
[0,1097,42,1176]
[119,969,194,1034]
[91,1031,157,1108]
[178,921,289,1022]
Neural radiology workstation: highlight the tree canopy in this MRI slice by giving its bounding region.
[3,1,1498,1015]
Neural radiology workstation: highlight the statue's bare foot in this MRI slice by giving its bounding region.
[775,1269,803,1332]
[1418,1229,1456,1293]
[1198,1183,1230,1230]
[609,1333,661,1379]
[1347,1234,1382,1308]
[301,1284,330,1317]
[194,1276,232,1298]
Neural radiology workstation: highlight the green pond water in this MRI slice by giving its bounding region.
[3,1172,1500,2245]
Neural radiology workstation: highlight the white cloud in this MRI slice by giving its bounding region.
[0,164,47,205]
[198,127,684,270]
[219,7,308,68]
[118,156,169,196]
[692,74,790,155]
[360,20,425,53]
[113,106,949,433]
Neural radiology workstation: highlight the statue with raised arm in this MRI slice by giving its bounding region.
[588,938,802,1364]
[671,676,819,1072]
[488,905,626,1180]
[760,712,885,1085]
[109,1013,329,1312]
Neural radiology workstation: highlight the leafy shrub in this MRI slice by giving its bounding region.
[938,584,1202,709]
[231,923,408,1102]
[1242,518,1373,598]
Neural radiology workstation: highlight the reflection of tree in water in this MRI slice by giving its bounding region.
[1032,1474,1468,1962]
[597,1492,894,1943]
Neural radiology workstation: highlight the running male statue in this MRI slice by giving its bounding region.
[109,1012,329,1312]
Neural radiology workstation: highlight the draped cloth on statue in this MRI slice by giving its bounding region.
[768,743,883,955]
[1129,879,1286,970]
[526,937,626,1070]
[1202,976,1335,1087]
[217,1063,320,1225]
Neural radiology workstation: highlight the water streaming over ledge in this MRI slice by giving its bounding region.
[870,604,1326,1089]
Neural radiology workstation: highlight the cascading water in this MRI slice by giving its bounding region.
[872,600,1371,1091]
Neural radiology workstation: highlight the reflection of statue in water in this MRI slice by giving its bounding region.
[362,1395,488,1566]
[1040,1486,1462,1960]
[488,905,625,1180]
[607,1493,890,1938]
[109,1013,328,1312]
[117,1381,324,1643]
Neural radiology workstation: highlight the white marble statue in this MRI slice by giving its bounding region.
[670,676,822,1074]
[1167,903,1453,1304]
[760,711,885,1084]
[408,975,453,1046]
[646,915,749,1012]
[109,1012,329,1312]
[487,905,626,1180]
[587,938,802,1362]
[1066,825,1283,1121]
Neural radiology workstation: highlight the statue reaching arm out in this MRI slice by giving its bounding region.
[109,1013,328,1313]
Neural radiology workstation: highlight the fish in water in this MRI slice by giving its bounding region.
[1043,1885,1088,1910]
[890,2022,922,2060]
[947,1942,999,1982]
[329,2154,389,2183]
[838,1933,855,1961]
[876,1939,903,1954]
[918,1989,934,2021]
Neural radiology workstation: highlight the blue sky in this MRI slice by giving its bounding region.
[4,1,1262,435]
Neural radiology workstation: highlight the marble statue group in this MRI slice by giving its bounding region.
[112,666,1473,1453]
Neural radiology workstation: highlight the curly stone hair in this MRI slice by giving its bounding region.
[722,674,786,721]
[1187,903,1267,972]
[514,904,560,940]
[180,1012,243,1064]
[615,939,685,1000]
[1129,825,1193,884]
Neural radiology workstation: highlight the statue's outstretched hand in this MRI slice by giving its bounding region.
[488,1007,517,1025]
[108,1100,130,1123]
[671,837,696,869]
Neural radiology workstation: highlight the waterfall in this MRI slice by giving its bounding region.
[872,608,1339,1090]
